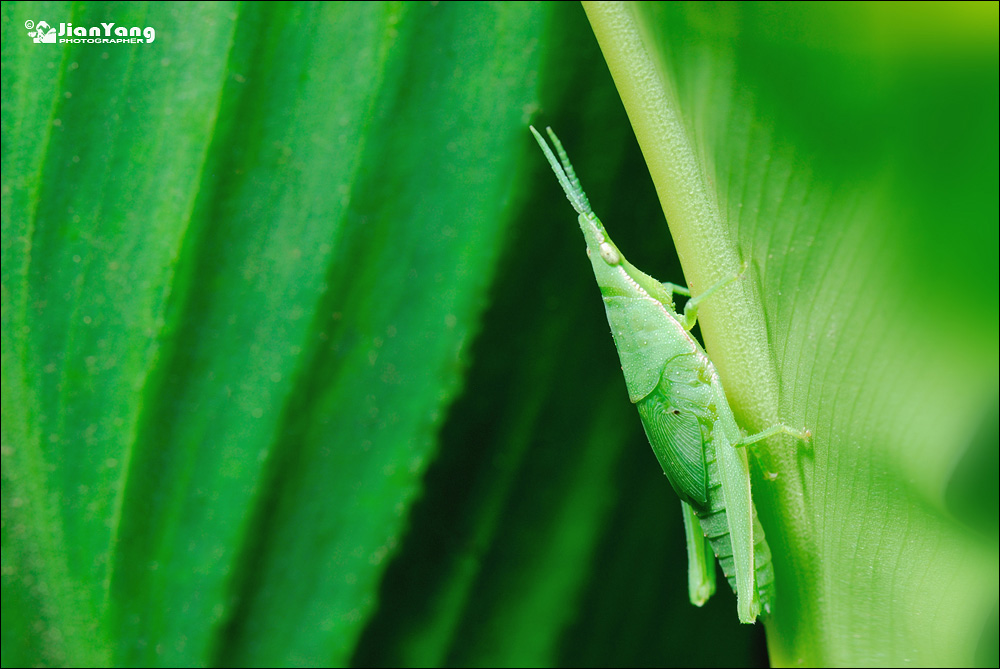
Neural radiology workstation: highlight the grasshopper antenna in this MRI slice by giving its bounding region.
[529,125,593,217]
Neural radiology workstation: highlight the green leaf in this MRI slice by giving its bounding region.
[584,1,998,665]
[3,2,555,665]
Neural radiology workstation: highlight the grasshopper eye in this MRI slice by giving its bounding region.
[599,242,620,265]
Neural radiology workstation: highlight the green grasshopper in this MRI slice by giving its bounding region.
[530,126,809,623]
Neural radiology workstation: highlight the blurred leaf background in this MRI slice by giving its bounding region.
[1,2,996,667]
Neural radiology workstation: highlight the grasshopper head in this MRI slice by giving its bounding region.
[531,125,674,307]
